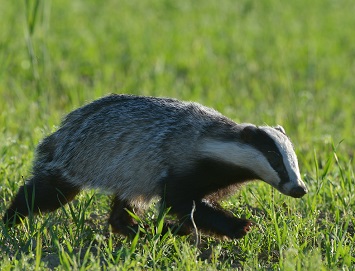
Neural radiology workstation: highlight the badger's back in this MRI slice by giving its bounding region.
[34,94,237,202]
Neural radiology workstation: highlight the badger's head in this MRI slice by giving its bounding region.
[201,124,307,198]
[240,124,307,198]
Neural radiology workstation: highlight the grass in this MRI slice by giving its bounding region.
[0,0,354,270]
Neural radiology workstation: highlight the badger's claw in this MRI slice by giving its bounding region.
[243,220,253,232]
[224,219,253,239]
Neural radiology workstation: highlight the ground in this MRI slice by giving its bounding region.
[0,0,354,270]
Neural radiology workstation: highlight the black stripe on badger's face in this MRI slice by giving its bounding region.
[199,125,307,198]
[247,126,308,198]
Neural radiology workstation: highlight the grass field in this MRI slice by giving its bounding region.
[1,0,354,270]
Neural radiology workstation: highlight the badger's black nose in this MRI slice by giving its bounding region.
[290,186,307,198]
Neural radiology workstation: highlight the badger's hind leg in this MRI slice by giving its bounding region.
[3,173,81,226]
[108,196,140,236]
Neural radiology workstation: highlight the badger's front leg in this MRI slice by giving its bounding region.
[167,199,252,239]
[163,159,255,238]
[192,200,252,239]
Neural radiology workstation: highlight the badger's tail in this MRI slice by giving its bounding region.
[3,174,81,226]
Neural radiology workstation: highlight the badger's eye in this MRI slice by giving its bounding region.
[268,152,283,169]
[273,158,287,175]
[273,159,282,167]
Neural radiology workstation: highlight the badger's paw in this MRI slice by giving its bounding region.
[226,219,253,239]
[110,222,140,237]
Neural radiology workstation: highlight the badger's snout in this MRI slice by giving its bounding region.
[278,179,308,198]
[289,185,308,198]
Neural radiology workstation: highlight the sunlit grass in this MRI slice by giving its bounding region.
[1,0,354,269]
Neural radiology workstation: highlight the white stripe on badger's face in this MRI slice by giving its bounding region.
[199,140,281,186]
[199,126,307,198]
[259,126,307,197]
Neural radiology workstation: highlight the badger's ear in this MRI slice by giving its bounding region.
[274,125,286,134]
[241,125,258,143]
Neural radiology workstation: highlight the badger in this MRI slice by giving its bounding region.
[3,94,307,239]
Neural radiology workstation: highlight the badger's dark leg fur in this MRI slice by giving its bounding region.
[108,196,139,236]
[162,159,256,239]
[163,197,251,239]
[187,201,251,239]
[3,173,80,226]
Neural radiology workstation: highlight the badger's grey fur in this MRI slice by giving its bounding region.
[3,94,307,239]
